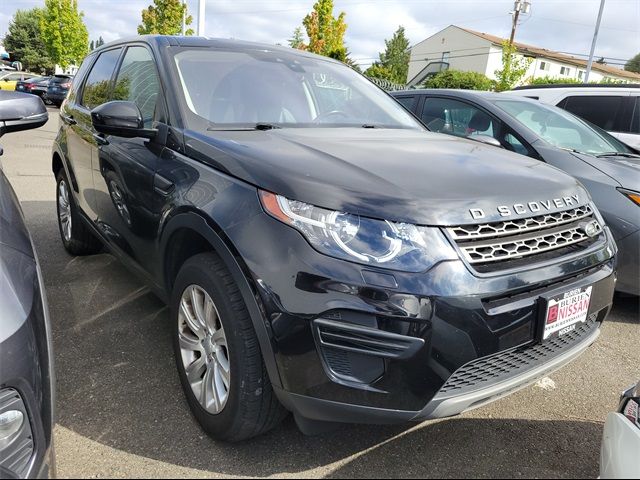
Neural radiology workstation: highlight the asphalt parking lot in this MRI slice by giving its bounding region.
[2,108,639,478]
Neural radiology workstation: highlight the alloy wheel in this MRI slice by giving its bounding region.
[58,179,72,242]
[178,285,231,415]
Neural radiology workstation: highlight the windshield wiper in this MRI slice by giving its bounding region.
[207,123,282,131]
[595,152,640,158]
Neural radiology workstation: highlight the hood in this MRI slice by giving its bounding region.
[574,152,640,192]
[185,128,590,226]
[0,168,33,258]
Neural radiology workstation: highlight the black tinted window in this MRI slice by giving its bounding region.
[81,48,122,109]
[395,96,416,112]
[112,46,160,127]
[632,98,639,134]
[562,95,624,132]
[50,76,72,84]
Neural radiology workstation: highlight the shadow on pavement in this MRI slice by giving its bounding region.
[607,293,639,324]
[22,200,608,477]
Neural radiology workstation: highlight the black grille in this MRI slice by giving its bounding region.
[439,313,599,396]
[446,204,603,271]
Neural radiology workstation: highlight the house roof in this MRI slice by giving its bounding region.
[458,26,640,81]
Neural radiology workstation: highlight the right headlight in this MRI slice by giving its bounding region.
[259,190,457,272]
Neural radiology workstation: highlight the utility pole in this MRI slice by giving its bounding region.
[198,0,205,36]
[181,0,186,35]
[585,0,606,83]
[509,0,531,45]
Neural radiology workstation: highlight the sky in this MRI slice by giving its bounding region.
[1,0,639,70]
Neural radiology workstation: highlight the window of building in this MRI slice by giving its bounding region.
[442,51,450,63]
[560,66,571,76]
[539,61,550,71]
[578,70,585,80]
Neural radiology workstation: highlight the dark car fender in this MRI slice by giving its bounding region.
[158,211,283,389]
[51,140,79,194]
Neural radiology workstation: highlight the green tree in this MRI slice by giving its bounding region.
[289,27,306,49]
[494,41,532,91]
[365,26,410,84]
[302,0,347,59]
[3,8,55,74]
[423,69,493,90]
[89,40,95,51]
[625,53,640,73]
[138,0,194,35]
[96,36,105,47]
[40,0,89,69]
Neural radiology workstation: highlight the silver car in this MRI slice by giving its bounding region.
[601,381,640,478]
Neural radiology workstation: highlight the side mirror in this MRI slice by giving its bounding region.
[91,101,156,139]
[468,134,503,149]
[0,91,48,137]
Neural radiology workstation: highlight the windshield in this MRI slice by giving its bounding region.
[494,99,632,155]
[171,48,421,130]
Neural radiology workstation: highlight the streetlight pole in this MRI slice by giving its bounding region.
[585,0,606,83]
[198,0,205,36]
[509,0,531,45]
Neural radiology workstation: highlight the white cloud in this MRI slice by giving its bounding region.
[0,0,638,70]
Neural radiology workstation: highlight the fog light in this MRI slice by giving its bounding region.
[0,410,24,448]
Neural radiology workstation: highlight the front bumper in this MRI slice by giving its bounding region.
[223,197,617,424]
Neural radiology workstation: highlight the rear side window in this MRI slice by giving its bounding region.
[561,95,624,132]
[81,48,122,110]
[66,58,93,104]
[112,46,160,128]
[631,98,639,134]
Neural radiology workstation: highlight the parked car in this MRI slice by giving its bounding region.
[15,76,45,94]
[0,72,38,91]
[29,77,53,104]
[601,380,640,478]
[0,91,55,478]
[392,89,639,296]
[507,84,640,150]
[45,75,73,107]
[52,36,617,441]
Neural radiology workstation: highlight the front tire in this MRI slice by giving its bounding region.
[55,170,102,255]
[171,253,287,442]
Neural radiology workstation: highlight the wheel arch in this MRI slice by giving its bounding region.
[51,146,79,194]
[160,211,283,389]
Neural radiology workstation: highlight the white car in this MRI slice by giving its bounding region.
[506,85,640,150]
[601,381,640,478]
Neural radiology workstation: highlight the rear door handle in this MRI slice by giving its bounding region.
[153,173,175,195]
[92,133,108,145]
[60,114,76,125]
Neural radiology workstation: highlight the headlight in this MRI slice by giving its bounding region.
[618,188,640,207]
[259,191,456,272]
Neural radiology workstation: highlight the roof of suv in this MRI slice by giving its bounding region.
[95,35,340,64]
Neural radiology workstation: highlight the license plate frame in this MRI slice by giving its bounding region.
[538,285,593,341]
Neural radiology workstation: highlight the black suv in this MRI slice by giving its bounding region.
[52,36,617,441]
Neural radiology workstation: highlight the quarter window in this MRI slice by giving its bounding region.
[395,96,416,112]
[81,48,122,110]
[562,95,624,132]
[112,46,161,127]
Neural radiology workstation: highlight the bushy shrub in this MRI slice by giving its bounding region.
[422,69,493,90]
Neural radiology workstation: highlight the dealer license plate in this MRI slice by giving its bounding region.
[542,286,592,340]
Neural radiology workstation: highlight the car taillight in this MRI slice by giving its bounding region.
[60,82,71,88]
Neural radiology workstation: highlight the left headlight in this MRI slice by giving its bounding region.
[259,191,457,272]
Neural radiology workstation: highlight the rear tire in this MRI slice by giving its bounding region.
[171,253,287,442]
[55,170,102,256]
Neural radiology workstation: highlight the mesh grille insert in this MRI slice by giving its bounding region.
[439,314,599,396]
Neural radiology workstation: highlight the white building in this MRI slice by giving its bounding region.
[408,25,640,86]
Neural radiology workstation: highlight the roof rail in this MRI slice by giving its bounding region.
[513,83,640,90]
